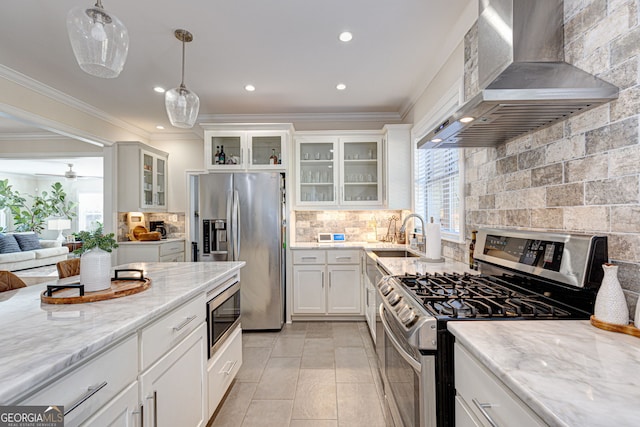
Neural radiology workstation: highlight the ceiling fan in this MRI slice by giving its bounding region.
[36,163,102,181]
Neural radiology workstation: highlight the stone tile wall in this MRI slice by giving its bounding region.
[294,210,407,243]
[460,0,640,316]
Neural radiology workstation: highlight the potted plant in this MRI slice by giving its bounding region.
[73,223,119,292]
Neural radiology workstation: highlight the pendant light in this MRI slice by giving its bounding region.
[165,29,200,129]
[66,0,129,78]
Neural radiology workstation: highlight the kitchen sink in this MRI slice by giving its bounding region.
[370,249,421,258]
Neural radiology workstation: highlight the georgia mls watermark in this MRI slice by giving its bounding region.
[0,406,64,427]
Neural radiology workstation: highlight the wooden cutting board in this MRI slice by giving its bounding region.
[41,270,151,304]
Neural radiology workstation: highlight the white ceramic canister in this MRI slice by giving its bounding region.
[80,247,112,292]
[594,263,629,325]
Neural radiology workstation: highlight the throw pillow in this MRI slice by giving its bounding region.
[0,234,22,254]
[13,233,42,251]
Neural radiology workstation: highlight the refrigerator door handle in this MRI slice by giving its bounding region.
[233,190,241,261]
[226,190,234,261]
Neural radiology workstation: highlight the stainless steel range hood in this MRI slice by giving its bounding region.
[419,0,618,149]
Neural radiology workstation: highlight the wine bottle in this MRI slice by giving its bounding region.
[277,152,281,164]
[219,145,226,165]
[269,149,278,165]
[214,146,220,165]
[469,230,477,270]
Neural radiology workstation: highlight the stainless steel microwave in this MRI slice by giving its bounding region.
[206,280,241,358]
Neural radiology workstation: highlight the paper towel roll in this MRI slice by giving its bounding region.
[425,219,442,260]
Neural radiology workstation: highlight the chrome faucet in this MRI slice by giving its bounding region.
[399,213,426,253]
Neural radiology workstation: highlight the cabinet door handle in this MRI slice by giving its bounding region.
[248,148,251,165]
[147,391,158,427]
[65,381,108,415]
[132,404,143,427]
[173,315,197,332]
[220,360,238,376]
[329,271,332,288]
[472,398,499,427]
[336,256,352,261]
[321,271,324,288]
[301,256,317,260]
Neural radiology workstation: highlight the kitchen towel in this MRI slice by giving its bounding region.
[425,218,442,260]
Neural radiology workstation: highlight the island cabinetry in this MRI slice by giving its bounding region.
[117,141,168,212]
[207,325,242,416]
[292,249,362,317]
[140,323,207,427]
[80,381,139,427]
[117,239,185,264]
[202,123,292,171]
[454,342,545,427]
[20,334,138,427]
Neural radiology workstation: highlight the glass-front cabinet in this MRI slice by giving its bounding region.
[295,134,383,207]
[296,137,337,205]
[141,151,167,209]
[340,137,382,205]
[202,125,290,171]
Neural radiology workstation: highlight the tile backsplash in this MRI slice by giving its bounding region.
[117,212,186,241]
[294,210,408,243]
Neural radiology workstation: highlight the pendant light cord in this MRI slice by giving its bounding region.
[181,38,186,88]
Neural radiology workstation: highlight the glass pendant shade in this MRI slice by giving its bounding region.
[66,2,129,78]
[165,29,200,128]
[165,85,200,128]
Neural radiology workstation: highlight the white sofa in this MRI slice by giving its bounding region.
[0,239,69,272]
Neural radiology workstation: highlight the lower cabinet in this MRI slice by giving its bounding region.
[140,323,207,427]
[454,342,545,427]
[80,381,139,427]
[117,239,185,264]
[292,249,362,317]
[207,325,243,416]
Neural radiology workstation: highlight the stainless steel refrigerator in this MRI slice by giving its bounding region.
[193,172,285,330]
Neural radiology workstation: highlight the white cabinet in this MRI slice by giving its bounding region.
[292,249,362,317]
[202,124,292,171]
[382,124,412,209]
[454,342,546,427]
[117,142,169,212]
[80,382,139,427]
[363,252,377,341]
[117,239,185,264]
[20,335,138,427]
[207,325,242,416]
[140,323,207,427]
[294,132,393,208]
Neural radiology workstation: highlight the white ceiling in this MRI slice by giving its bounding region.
[0,158,103,178]
[0,0,475,135]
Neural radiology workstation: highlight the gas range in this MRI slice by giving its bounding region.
[376,228,608,427]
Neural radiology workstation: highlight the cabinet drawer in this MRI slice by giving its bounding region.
[159,240,184,256]
[327,249,360,264]
[159,252,184,262]
[141,294,205,370]
[21,334,137,427]
[455,343,545,427]
[207,325,242,416]
[293,250,326,264]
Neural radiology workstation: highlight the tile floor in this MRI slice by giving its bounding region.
[210,321,388,427]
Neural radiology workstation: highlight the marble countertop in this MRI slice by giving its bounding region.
[0,261,244,404]
[448,320,640,427]
[118,238,184,245]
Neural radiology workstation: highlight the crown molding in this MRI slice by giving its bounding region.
[197,112,402,124]
[0,132,69,141]
[0,64,150,142]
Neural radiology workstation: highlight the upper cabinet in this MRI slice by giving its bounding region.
[201,123,292,171]
[295,128,410,209]
[117,142,168,212]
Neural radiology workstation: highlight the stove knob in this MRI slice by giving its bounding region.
[388,292,402,306]
[380,283,393,296]
[400,309,417,326]
[395,302,409,314]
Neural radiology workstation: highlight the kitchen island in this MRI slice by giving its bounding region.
[0,261,244,408]
[449,320,640,426]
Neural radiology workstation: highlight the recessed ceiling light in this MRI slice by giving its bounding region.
[156,125,165,130]
[153,86,166,93]
[336,83,346,90]
[460,116,475,123]
[245,84,256,92]
[338,31,353,42]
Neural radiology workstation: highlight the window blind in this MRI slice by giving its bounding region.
[415,148,462,238]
